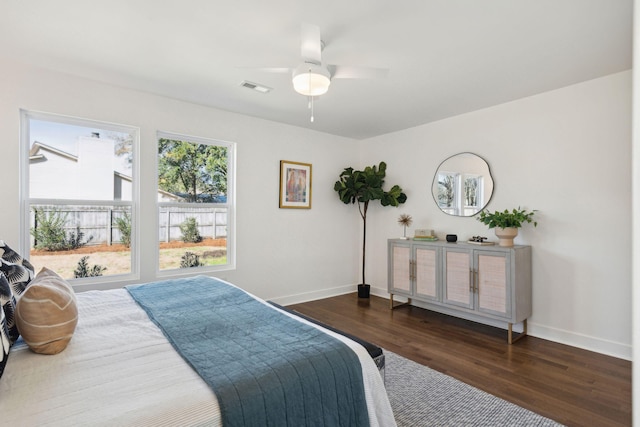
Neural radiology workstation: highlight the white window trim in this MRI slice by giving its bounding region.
[19,109,141,287]
[155,130,236,276]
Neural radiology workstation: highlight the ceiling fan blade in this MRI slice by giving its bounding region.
[252,67,292,73]
[329,65,390,79]
[235,66,293,74]
[301,22,322,64]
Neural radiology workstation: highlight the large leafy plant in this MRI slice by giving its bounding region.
[476,207,537,229]
[334,162,407,285]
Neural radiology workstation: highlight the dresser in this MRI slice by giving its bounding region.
[388,239,532,343]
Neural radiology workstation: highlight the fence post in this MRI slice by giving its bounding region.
[33,208,38,248]
[107,208,113,246]
[166,210,170,242]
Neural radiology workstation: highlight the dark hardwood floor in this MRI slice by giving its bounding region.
[288,293,631,427]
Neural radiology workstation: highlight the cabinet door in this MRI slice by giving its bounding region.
[476,252,510,318]
[443,249,473,309]
[415,246,438,301]
[389,244,412,295]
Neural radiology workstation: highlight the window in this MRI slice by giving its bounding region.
[157,131,234,273]
[20,111,138,282]
[436,172,484,216]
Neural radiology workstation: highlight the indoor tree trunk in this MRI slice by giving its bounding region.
[360,201,369,285]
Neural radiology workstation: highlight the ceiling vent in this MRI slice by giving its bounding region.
[240,80,272,93]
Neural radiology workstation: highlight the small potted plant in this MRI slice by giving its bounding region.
[476,207,537,247]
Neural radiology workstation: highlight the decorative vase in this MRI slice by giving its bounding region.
[495,227,518,247]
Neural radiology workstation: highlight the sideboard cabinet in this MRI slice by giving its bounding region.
[388,239,532,343]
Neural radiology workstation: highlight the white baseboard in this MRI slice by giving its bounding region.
[271,284,632,361]
[528,323,631,361]
[269,284,356,306]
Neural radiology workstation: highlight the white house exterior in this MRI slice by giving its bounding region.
[29,136,180,202]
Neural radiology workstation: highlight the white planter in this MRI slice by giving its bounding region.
[495,227,518,247]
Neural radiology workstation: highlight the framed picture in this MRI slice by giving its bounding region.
[279,160,312,209]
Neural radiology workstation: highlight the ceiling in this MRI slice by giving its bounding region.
[0,0,632,140]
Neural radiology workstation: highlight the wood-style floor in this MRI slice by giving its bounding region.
[288,293,631,427]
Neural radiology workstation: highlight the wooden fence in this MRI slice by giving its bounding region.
[30,204,227,247]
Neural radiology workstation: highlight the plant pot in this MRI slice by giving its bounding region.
[357,284,371,298]
[495,227,518,247]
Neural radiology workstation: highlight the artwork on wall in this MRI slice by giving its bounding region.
[279,160,312,209]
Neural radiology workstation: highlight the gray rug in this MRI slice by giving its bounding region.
[384,351,563,427]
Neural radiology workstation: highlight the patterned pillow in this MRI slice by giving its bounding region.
[0,273,18,344]
[16,267,78,355]
[0,241,34,297]
[0,241,33,267]
[0,307,9,379]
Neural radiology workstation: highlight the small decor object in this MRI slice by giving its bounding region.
[413,229,437,241]
[468,236,494,246]
[279,160,312,209]
[476,207,537,247]
[398,214,413,239]
[414,229,434,238]
[446,234,457,243]
[334,161,407,297]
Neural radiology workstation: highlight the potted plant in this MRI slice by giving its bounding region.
[334,162,407,298]
[476,207,537,247]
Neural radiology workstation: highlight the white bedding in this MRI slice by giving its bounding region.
[0,287,396,427]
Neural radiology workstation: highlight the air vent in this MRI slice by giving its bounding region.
[240,80,272,93]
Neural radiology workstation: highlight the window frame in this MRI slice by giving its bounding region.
[19,109,140,285]
[155,130,236,276]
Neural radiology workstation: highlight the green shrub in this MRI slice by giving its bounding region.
[179,217,202,243]
[74,256,107,278]
[31,209,93,251]
[180,251,203,268]
[113,211,132,247]
[31,208,68,251]
[66,225,93,250]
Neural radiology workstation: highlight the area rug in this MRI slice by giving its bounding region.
[384,351,563,427]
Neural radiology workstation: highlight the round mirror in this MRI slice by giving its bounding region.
[432,152,494,217]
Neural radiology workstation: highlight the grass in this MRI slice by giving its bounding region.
[30,241,227,279]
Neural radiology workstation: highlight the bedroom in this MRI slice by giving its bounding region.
[0,0,636,425]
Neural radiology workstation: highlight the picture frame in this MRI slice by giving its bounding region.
[279,160,312,209]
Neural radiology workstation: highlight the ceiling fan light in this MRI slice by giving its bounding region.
[292,63,331,96]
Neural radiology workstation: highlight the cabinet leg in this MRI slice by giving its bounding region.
[389,293,412,310]
[508,319,527,344]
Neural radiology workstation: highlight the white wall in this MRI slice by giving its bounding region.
[360,71,632,359]
[0,60,361,303]
[0,60,632,360]
[631,1,639,421]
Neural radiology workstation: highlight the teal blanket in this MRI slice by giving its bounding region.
[126,276,369,427]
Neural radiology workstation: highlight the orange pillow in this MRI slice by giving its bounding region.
[15,267,78,355]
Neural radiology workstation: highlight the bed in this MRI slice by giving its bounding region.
[0,273,396,427]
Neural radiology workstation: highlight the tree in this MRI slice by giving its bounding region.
[105,131,134,166]
[158,139,227,202]
[334,162,407,285]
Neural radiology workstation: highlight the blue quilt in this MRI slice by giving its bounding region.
[126,276,369,427]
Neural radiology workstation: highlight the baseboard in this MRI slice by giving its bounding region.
[268,284,355,306]
[528,323,631,361]
[272,284,632,361]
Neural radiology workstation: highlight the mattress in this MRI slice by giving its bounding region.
[0,283,396,426]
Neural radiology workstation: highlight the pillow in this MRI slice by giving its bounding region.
[16,267,78,355]
[0,240,35,298]
[0,240,34,270]
[0,273,18,344]
[0,308,9,379]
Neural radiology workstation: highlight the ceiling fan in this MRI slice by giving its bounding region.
[291,23,389,97]
[249,23,389,121]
